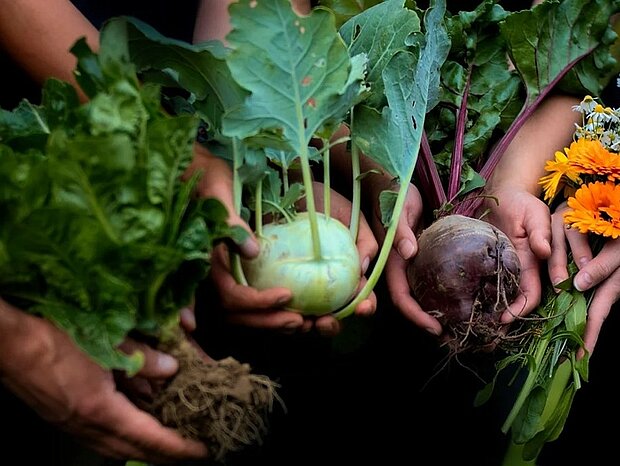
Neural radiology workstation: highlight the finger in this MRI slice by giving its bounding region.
[522,201,552,259]
[118,340,178,379]
[109,394,208,462]
[573,239,620,292]
[385,251,442,335]
[179,305,196,332]
[394,185,423,260]
[314,315,342,337]
[581,274,620,354]
[356,213,379,274]
[548,212,571,287]
[211,246,293,311]
[226,310,304,331]
[565,226,594,270]
[501,250,541,322]
[352,276,377,317]
[190,146,259,259]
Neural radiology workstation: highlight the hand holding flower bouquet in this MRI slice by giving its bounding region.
[476,95,620,465]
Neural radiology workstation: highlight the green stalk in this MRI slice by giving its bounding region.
[255,177,263,237]
[298,143,322,261]
[231,137,248,286]
[322,137,331,218]
[501,359,573,466]
[333,178,408,320]
[501,334,551,433]
[501,442,537,466]
[349,111,361,241]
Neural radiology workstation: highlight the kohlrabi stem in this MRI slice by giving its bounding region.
[231,137,248,285]
[255,177,263,237]
[145,272,167,322]
[322,136,331,218]
[349,111,361,241]
[299,144,322,261]
[332,177,409,320]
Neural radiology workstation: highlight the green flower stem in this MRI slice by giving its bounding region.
[502,332,551,433]
[332,177,408,320]
[501,441,537,466]
[255,177,263,237]
[322,137,331,218]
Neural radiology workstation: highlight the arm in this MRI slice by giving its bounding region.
[0,298,208,462]
[0,0,98,97]
[481,94,581,322]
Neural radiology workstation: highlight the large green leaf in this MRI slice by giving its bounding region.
[223,0,366,154]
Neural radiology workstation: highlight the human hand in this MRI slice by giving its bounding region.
[209,181,378,337]
[361,176,438,334]
[0,299,208,463]
[548,203,620,355]
[480,187,552,323]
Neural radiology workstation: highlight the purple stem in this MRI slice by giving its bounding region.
[415,131,447,210]
[455,55,584,217]
[447,68,472,201]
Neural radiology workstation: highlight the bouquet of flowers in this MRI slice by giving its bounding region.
[477,95,620,465]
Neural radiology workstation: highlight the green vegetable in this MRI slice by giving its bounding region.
[0,19,242,373]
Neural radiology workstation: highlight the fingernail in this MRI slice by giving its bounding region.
[397,239,415,259]
[241,238,260,258]
[180,307,196,330]
[425,327,440,336]
[578,256,590,268]
[276,295,291,306]
[283,321,301,330]
[361,256,370,274]
[574,272,592,292]
[157,353,178,373]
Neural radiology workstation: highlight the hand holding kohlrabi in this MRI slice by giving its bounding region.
[121,0,449,324]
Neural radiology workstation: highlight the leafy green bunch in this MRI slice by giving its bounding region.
[0,21,242,374]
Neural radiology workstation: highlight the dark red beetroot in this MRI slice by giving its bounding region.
[406,214,521,352]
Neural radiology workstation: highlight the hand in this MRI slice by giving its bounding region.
[480,187,552,323]
[548,203,620,355]
[362,176,438,334]
[209,182,378,337]
[0,299,208,463]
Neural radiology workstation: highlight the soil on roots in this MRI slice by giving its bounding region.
[144,333,280,462]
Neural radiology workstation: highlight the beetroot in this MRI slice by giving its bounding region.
[406,215,521,352]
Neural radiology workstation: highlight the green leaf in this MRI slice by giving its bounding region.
[512,385,547,444]
[223,0,365,153]
[339,0,421,108]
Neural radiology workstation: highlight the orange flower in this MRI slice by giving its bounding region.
[539,141,583,203]
[564,181,620,239]
[568,138,620,181]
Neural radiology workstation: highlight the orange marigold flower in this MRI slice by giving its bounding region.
[564,181,620,239]
[539,142,583,203]
[568,138,620,181]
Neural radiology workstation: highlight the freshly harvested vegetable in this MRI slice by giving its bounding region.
[400,0,620,354]
[242,213,361,315]
[120,0,449,318]
[407,214,520,351]
[0,20,277,461]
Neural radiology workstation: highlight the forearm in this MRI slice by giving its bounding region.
[193,0,311,43]
[486,94,581,195]
[0,0,98,89]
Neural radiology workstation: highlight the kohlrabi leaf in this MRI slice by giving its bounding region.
[118,16,248,135]
[354,0,449,181]
[318,0,383,28]
[223,0,366,154]
[339,0,421,108]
